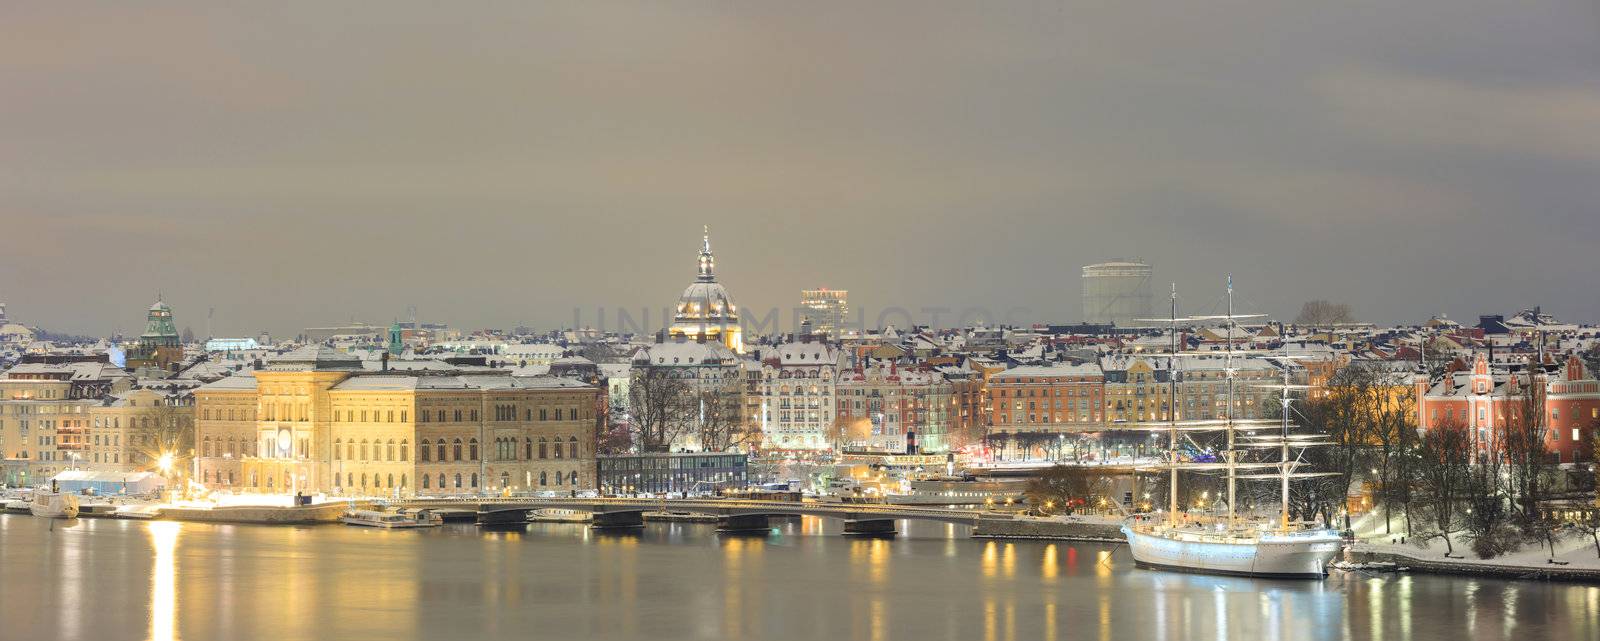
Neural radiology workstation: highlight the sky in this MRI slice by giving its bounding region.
[2,2,1598,338]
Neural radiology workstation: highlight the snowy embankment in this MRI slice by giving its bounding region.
[1346,512,1600,581]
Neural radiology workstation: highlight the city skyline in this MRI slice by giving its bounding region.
[4,2,1598,335]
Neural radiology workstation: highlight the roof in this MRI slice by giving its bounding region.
[633,341,738,366]
[330,373,594,392]
[993,363,1103,380]
[198,373,259,391]
[264,345,364,371]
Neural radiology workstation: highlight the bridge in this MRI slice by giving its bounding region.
[406,497,1006,535]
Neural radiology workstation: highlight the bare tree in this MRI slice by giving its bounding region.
[1415,417,1472,556]
[1024,465,1114,515]
[695,388,753,452]
[628,367,694,452]
[1502,359,1551,523]
[1294,300,1355,326]
[1301,365,1373,530]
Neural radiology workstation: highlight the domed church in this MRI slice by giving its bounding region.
[668,227,743,353]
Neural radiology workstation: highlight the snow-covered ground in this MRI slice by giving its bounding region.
[1348,511,1600,571]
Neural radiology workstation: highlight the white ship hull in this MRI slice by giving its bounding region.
[1122,524,1341,579]
[30,492,80,519]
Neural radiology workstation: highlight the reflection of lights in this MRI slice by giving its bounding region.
[149,521,180,641]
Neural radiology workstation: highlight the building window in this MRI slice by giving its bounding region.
[452,439,462,461]
[469,439,479,461]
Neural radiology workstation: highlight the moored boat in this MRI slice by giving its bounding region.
[1120,279,1343,579]
[340,509,443,528]
[30,490,80,519]
[1121,521,1342,578]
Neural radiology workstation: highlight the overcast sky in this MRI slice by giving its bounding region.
[3,2,1597,338]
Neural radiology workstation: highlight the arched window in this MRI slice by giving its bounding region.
[454,473,462,488]
[419,442,430,462]
[554,439,563,459]
[334,473,342,488]
[422,474,430,489]
[556,471,564,486]
[525,438,532,460]
[360,474,368,488]
[386,440,395,461]
[469,439,479,461]
[452,439,462,461]
[539,438,548,459]
[436,440,446,461]
[387,473,394,488]
[471,473,479,488]
[361,440,370,461]
[400,440,409,462]
[400,474,407,488]
[568,437,578,459]
[438,473,446,489]
[347,473,353,487]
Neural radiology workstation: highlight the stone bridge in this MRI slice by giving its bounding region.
[408,497,1001,535]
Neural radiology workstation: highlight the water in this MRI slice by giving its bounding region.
[1,514,1596,641]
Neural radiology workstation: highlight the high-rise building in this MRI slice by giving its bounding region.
[799,288,849,338]
[1081,261,1153,327]
[668,227,742,353]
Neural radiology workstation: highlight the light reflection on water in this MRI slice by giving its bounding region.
[148,521,178,641]
[0,514,1597,641]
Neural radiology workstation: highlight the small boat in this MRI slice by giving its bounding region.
[1331,560,1405,572]
[340,509,443,529]
[3,499,33,514]
[30,490,81,519]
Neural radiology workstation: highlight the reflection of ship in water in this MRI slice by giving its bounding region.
[1120,279,1343,579]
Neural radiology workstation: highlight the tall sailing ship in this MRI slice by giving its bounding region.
[1119,278,1343,578]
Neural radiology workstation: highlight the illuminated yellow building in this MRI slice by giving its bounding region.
[194,346,600,495]
[668,228,743,353]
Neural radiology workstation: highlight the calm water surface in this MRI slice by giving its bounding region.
[1,514,1596,641]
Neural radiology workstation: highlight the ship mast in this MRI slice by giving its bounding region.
[1279,362,1292,530]
[1225,275,1237,529]
[1167,284,1180,526]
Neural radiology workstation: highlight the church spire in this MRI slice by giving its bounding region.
[697,225,716,282]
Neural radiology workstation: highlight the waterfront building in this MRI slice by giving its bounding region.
[86,380,199,473]
[1101,355,1173,423]
[0,361,133,485]
[1168,355,1291,421]
[1081,261,1153,327]
[987,362,1105,436]
[799,288,849,339]
[667,228,742,353]
[126,299,183,372]
[758,338,839,451]
[1415,353,1597,464]
[193,345,601,496]
[596,452,748,495]
[835,360,952,453]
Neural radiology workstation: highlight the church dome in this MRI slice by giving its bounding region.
[668,227,743,352]
[672,228,739,325]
